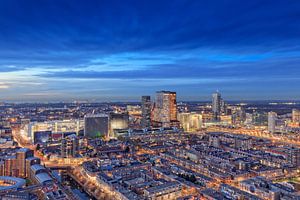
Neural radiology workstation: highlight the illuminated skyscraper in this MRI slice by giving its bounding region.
[84,114,109,138]
[141,96,151,128]
[268,111,277,133]
[212,92,221,121]
[154,91,177,127]
[292,109,300,123]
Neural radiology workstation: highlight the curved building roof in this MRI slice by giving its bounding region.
[35,173,52,184]
[31,164,46,174]
[0,176,26,191]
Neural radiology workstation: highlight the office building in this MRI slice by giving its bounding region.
[16,148,34,178]
[178,112,202,132]
[3,157,17,177]
[268,112,277,133]
[84,114,109,138]
[220,98,227,114]
[252,111,268,126]
[0,148,39,178]
[154,91,178,127]
[292,109,300,123]
[61,134,79,158]
[127,105,142,115]
[141,96,152,128]
[23,119,84,143]
[212,92,221,121]
[110,113,129,136]
[220,115,232,125]
[232,106,246,125]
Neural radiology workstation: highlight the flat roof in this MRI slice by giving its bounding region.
[85,114,108,118]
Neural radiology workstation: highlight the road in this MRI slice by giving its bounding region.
[12,128,80,200]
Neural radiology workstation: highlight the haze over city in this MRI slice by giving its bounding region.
[1,0,300,101]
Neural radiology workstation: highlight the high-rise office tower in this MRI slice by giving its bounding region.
[84,114,109,138]
[212,92,221,121]
[16,148,34,178]
[141,96,152,128]
[232,106,246,125]
[154,91,177,127]
[220,98,228,114]
[61,134,79,158]
[292,109,300,123]
[268,111,277,133]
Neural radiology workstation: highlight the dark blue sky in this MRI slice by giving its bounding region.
[0,0,300,101]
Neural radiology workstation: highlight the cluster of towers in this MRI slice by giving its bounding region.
[141,91,178,128]
[141,91,228,129]
[212,91,227,121]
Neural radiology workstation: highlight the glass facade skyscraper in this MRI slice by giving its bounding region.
[212,92,221,121]
[154,91,177,127]
[141,96,152,128]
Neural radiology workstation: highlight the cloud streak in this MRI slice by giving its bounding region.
[0,0,300,100]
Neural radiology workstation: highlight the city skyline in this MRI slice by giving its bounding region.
[1,0,300,101]
[1,1,300,198]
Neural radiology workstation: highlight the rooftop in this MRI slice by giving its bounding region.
[35,173,53,184]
